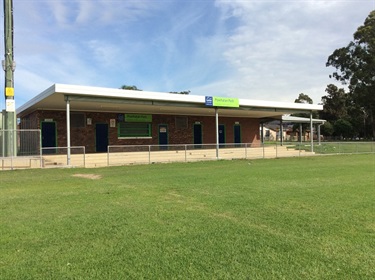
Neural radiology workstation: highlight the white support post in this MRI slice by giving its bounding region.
[280,120,283,146]
[310,111,313,153]
[215,108,219,159]
[318,124,322,145]
[66,96,71,165]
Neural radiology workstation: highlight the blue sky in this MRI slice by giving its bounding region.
[2,0,374,108]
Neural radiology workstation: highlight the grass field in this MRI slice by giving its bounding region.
[1,154,374,279]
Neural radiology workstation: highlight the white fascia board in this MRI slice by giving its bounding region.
[239,98,323,111]
[16,84,56,113]
[55,84,205,104]
[19,84,323,116]
[282,115,326,124]
[58,83,323,111]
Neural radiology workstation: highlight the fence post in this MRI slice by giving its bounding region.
[275,142,278,158]
[262,142,265,159]
[184,145,187,162]
[83,146,86,168]
[245,143,248,159]
[107,147,110,167]
[148,145,151,164]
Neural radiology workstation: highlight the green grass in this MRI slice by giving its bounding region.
[313,142,375,154]
[1,155,374,279]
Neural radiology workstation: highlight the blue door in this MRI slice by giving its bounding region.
[96,123,108,152]
[159,124,168,150]
[193,123,202,148]
[219,124,225,147]
[234,124,241,146]
[41,122,56,154]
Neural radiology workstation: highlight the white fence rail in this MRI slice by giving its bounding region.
[1,141,374,170]
[40,146,86,168]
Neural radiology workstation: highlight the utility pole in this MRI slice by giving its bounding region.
[3,0,16,157]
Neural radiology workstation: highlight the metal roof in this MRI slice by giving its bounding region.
[282,115,326,124]
[17,84,323,119]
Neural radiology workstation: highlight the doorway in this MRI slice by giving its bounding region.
[96,123,108,152]
[219,124,225,147]
[41,122,56,154]
[193,123,202,148]
[234,124,241,146]
[158,124,168,150]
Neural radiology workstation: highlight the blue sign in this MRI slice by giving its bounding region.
[205,96,213,106]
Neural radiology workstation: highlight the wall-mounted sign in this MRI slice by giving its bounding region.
[205,96,239,108]
[117,114,124,122]
[205,96,213,106]
[6,99,15,112]
[5,87,14,97]
[110,119,116,127]
[125,114,152,122]
[87,118,92,125]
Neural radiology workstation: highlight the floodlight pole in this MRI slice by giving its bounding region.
[3,0,16,157]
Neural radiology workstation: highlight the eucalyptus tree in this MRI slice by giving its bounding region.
[326,10,375,138]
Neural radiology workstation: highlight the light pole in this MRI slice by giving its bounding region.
[3,0,16,157]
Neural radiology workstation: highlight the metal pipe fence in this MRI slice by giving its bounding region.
[40,146,86,168]
[1,139,374,170]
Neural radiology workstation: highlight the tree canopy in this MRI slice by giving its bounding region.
[120,85,190,95]
[169,90,190,95]
[294,93,313,104]
[326,10,375,138]
[120,85,142,91]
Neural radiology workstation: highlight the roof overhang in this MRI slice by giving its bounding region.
[17,84,323,119]
[282,115,326,124]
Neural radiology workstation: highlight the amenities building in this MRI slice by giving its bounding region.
[17,84,323,153]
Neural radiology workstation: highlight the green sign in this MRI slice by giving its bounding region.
[212,96,239,108]
[125,114,152,122]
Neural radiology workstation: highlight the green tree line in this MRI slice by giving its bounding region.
[322,10,375,139]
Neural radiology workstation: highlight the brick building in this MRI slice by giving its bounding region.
[17,84,323,153]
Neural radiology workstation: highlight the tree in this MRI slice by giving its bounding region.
[294,93,313,104]
[321,121,334,137]
[320,84,348,122]
[292,93,316,136]
[326,10,375,138]
[169,90,190,95]
[120,85,142,91]
[334,119,354,139]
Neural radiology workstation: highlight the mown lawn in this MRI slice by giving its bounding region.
[1,154,374,279]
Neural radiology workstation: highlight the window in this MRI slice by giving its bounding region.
[175,116,188,130]
[118,122,151,138]
[71,113,85,128]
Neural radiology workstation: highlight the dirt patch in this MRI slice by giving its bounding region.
[73,174,102,180]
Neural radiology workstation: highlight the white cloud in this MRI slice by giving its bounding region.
[211,0,375,102]
[4,0,375,107]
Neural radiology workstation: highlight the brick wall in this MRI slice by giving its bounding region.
[21,110,260,153]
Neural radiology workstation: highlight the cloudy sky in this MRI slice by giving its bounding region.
[2,0,374,109]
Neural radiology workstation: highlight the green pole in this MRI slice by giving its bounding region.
[3,0,16,157]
